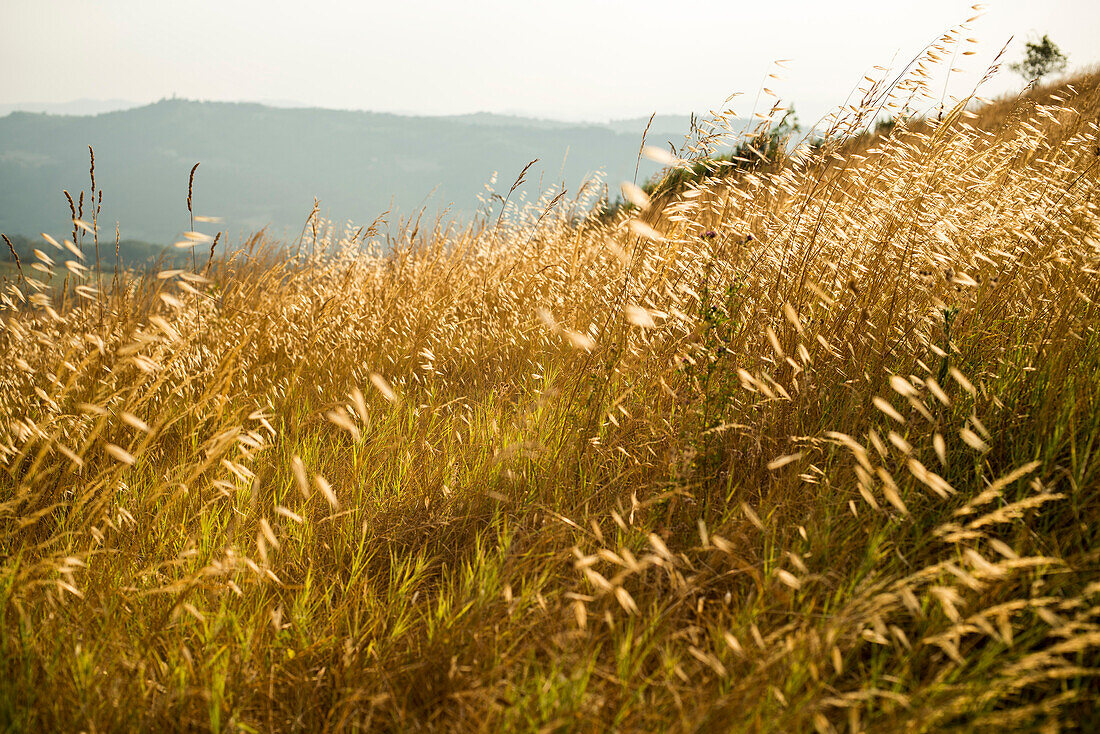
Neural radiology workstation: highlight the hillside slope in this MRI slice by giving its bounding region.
[1,66,1099,731]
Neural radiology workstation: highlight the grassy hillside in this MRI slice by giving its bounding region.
[1,61,1100,732]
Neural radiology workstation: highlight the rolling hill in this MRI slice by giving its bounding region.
[0,101,743,244]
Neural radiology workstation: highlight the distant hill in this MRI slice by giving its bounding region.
[0,100,748,245]
[0,99,140,117]
[441,113,703,142]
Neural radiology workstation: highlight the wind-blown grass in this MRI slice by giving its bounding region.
[2,53,1100,731]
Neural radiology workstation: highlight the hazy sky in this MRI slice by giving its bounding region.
[2,0,1097,123]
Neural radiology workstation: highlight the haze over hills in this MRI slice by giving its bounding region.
[0,99,140,117]
[0,100,748,245]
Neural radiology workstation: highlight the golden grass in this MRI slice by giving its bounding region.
[2,51,1100,731]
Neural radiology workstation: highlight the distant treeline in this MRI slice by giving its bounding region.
[1,233,191,270]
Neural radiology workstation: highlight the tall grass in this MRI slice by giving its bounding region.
[2,47,1100,731]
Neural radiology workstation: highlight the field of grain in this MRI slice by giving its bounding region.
[2,53,1100,731]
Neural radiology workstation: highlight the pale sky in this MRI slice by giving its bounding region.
[1,0,1097,123]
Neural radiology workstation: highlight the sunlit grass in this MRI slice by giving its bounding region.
[2,51,1100,731]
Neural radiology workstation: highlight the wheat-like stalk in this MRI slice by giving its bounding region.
[2,233,24,284]
[187,162,200,270]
